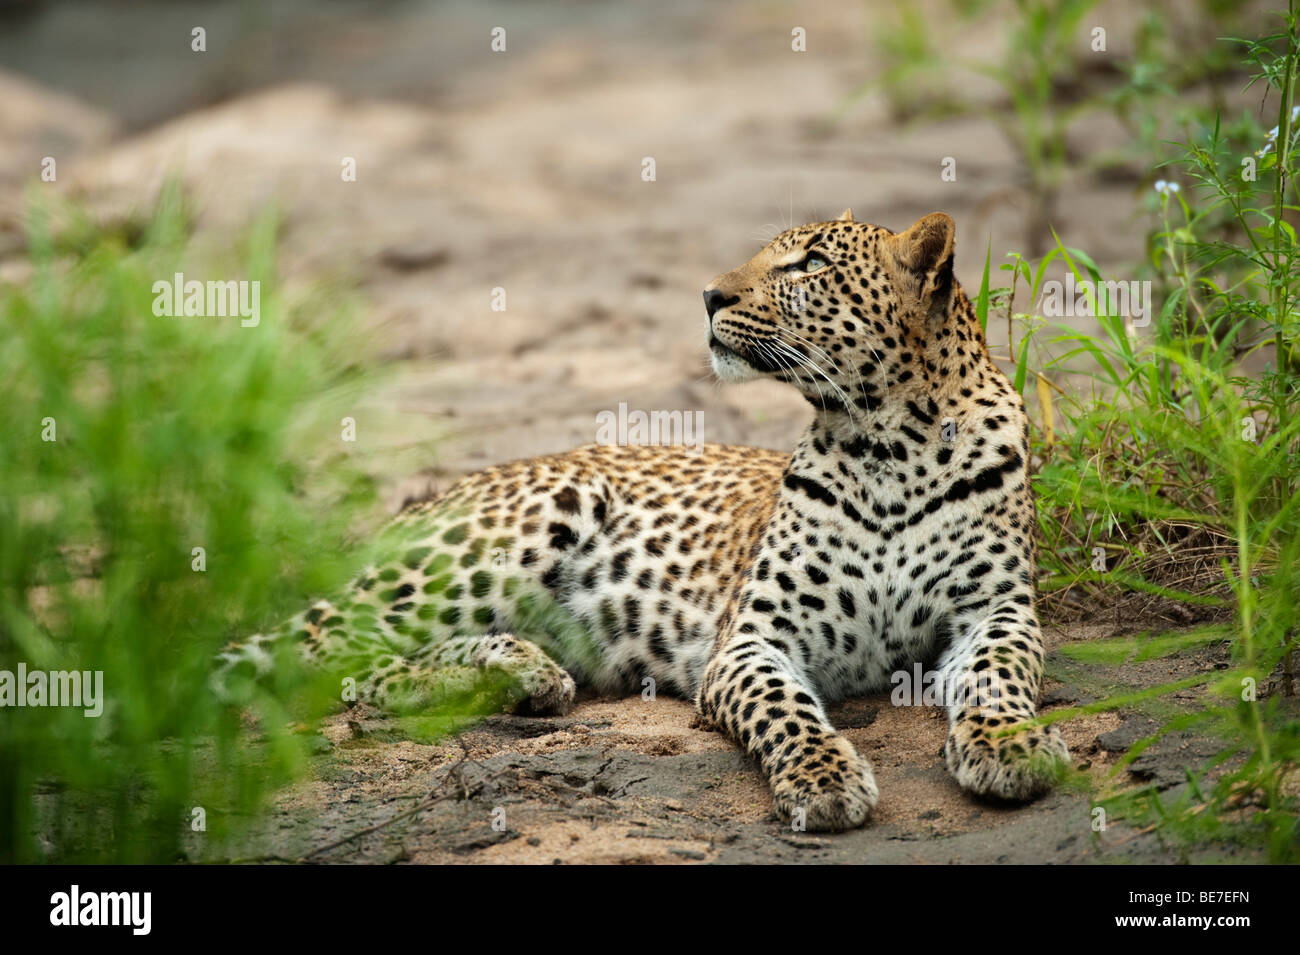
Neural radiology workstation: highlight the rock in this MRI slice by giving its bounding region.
[0,69,116,192]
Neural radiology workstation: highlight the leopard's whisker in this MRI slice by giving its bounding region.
[758,340,833,416]
[776,327,881,417]
[775,329,866,412]
[771,338,857,422]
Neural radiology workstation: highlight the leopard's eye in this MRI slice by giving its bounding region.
[786,254,828,273]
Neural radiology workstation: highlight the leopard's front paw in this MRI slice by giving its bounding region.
[945,715,1069,802]
[771,734,878,832]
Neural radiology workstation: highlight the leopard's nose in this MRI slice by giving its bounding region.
[703,287,738,319]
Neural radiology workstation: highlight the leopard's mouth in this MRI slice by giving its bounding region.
[709,332,763,382]
[709,333,784,377]
[708,333,742,360]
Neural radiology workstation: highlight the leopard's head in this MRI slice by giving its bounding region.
[704,211,971,415]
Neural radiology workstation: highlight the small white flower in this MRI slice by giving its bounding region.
[1154,180,1180,197]
[1257,119,1290,157]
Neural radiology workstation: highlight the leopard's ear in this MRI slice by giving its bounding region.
[835,208,854,222]
[885,212,955,325]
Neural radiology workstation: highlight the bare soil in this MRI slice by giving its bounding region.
[207,622,1263,865]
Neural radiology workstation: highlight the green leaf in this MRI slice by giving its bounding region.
[975,236,992,333]
[1058,626,1233,665]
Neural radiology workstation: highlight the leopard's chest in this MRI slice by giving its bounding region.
[741,451,1017,700]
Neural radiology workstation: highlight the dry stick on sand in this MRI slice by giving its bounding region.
[296,737,507,862]
[219,741,496,864]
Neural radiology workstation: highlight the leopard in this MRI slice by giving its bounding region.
[213,209,1070,832]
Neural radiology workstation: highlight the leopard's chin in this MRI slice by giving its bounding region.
[709,336,762,382]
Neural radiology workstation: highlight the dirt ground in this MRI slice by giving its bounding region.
[204,620,1262,865]
[0,1,1269,863]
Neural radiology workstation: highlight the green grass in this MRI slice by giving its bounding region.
[1057,625,1232,665]
[950,3,1300,860]
[0,184,395,863]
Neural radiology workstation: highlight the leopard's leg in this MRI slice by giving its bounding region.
[213,590,577,716]
[210,597,348,701]
[353,655,482,713]
[213,482,601,717]
[218,620,575,717]
[697,631,877,832]
[935,600,1070,800]
[348,634,575,715]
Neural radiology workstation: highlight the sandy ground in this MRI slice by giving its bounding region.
[0,1,1273,863]
[197,623,1269,865]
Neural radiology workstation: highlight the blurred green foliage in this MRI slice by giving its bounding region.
[0,184,385,862]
